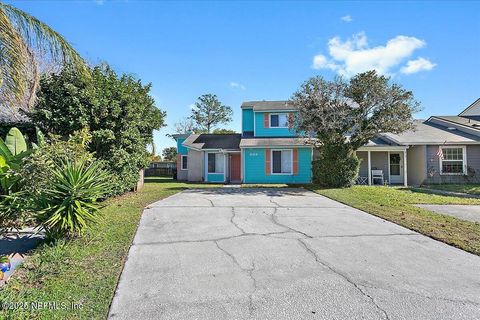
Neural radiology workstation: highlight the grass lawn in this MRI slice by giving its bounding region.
[421,184,480,195]
[0,178,220,320]
[311,186,480,256]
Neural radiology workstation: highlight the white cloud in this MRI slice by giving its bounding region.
[312,32,434,77]
[400,57,436,74]
[312,54,338,71]
[229,81,246,90]
[341,15,352,23]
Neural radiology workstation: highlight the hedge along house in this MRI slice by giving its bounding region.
[173,98,480,186]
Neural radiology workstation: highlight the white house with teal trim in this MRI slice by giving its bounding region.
[173,98,480,186]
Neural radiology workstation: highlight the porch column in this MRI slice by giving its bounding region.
[367,150,372,186]
[403,149,408,187]
[387,151,390,184]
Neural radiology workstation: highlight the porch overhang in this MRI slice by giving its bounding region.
[357,145,408,152]
[355,146,409,187]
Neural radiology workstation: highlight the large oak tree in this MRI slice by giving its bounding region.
[291,70,420,187]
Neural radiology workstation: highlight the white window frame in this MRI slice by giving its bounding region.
[269,113,289,128]
[181,155,188,170]
[271,149,293,175]
[207,152,225,174]
[439,145,467,175]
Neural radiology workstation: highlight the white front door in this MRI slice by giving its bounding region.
[389,152,404,184]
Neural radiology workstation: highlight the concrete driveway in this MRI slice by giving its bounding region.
[109,188,480,320]
[417,204,480,223]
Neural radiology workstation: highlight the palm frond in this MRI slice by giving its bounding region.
[0,7,29,104]
[0,2,87,108]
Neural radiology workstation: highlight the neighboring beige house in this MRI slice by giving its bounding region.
[356,98,480,186]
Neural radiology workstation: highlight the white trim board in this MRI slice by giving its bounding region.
[439,145,467,175]
[180,155,188,170]
[268,113,289,128]
[270,149,293,175]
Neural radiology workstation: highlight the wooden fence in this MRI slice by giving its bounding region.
[145,161,176,177]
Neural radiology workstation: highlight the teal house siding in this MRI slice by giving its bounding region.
[206,173,225,182]
[254,112,297,137]
[177,138,188,155]
[243,147,312,183]
[242,108,254,133]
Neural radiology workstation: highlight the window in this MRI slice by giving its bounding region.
[440,147,466,175]
[270,113,288,128]
[208,153,224,173]
[272,150,292,174]
[181,155,188,170]
[389,154,401,175]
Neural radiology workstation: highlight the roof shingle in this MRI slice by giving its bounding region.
[383,120,480,145]
[182,134,241,150]
[241,100,297,111]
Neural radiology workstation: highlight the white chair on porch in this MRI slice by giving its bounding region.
[356,176,368,185]
[371,170,384,185]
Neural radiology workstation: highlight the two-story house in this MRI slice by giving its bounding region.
[172,101,313,184]
[173,98,480,186]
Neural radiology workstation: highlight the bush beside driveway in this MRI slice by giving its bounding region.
[0,178,220,320]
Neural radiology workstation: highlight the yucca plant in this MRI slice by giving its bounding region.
[35,159,111,238]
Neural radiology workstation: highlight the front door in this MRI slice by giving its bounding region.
[389,153,403,184]
[229,154,241,182]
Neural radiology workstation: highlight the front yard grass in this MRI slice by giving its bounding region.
[311,186,480,256]
[0,178,220,320]
[421,184,480,195]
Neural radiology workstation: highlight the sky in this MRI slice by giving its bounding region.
[10,1,480,154]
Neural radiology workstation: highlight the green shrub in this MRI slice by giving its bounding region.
[313,142,360,188]
[0,128,36,233]
[20,129,95,196]
[0,190,34,234]
[35,159,111,239]
[31,65,166,195]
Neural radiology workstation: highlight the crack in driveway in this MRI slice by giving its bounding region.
[134,232,418,246]
[269,207,313,239]
[214,241,258,316]
[230,207,248,234]
[297,238,391,320]
[359,282,480,307]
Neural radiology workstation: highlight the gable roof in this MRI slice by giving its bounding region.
[182,133,241,151]
[241,100,297,111]
[429,115,480,131]
[363,136,401,147]
[458,98,480,117]
[382,120,480,145]
[171,133,189,140]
